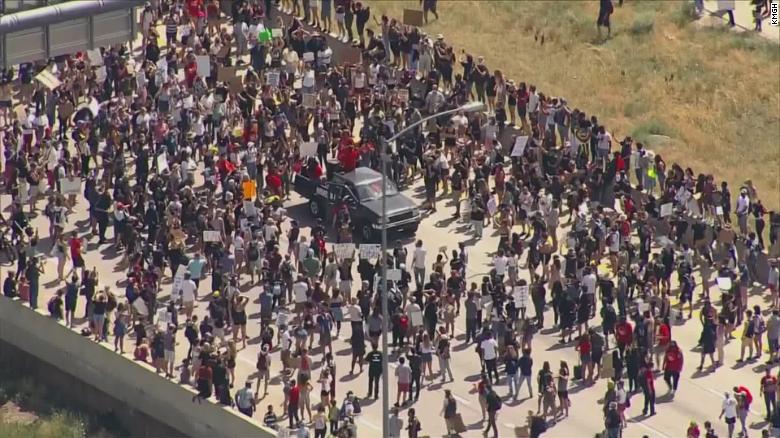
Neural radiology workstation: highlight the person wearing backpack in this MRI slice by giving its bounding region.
[738,309,756,362]
[483,384,501,438]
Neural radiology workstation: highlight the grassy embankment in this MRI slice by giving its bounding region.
[368,1,780,208]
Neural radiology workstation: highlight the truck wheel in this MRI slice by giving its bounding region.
[360,222,376,242]
[308,200,322,218]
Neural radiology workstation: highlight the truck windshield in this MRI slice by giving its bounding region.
[354,179,398,201]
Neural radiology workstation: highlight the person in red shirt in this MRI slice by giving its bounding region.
[68,232,85,276]
[266,168,283,196]
[641,361,656,416]
[759,368,777,420]
[662,341,683,396]
[184,59,198,88]
[654,318,671,366]
[287,381,301,428]
[576,335,594,383]
[337,144,360,172]
[615,318,633,359]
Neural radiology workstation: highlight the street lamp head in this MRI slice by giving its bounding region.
[458,101,486,113]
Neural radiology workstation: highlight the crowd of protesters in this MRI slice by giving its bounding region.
[1,0,779,437]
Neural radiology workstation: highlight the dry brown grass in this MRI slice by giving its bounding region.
[368,0,780,208]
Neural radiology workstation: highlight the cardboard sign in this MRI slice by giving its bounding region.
[333,243,355,260]
[203,230,221,242]
[302,93,317,108]
[660,203,673,218]
[217,65,237,82]
[403,9,424,27]
[387,269,402,282]
[511,136,529,157]
[359,244,382,260]
[513,285,529,308]
[229,76,244,93]
[61,177,81,195]
[156,153,169,173]
[35,69,61,90]
[196,55,211,78]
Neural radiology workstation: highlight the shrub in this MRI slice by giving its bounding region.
[629,13,655,35]
[632,119,677,144]
[672,1,698,27]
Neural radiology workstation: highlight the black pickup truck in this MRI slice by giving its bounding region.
[293,166,422,242]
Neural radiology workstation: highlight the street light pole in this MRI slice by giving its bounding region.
[379,101,484,437]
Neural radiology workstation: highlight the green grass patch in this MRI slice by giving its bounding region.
[632,119,677,144]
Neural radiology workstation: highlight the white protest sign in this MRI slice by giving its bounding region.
[182,95,194,109]
[487,197,497,216]
[61,177,81,195]
[95,66,107,83]
[265,71,280,87]
[171,264,186,301]
[387,269,402,282]
[272,28,283,38]
[87,49,103,66]
[203,230,221,242]
[155,308,169,325]
[196,55,211,78]
[132,298,149,316]
[513,285,529,309]
[359,244,382,260]
[243,200,257,217]
[303,52,315,62]
[716,206,724,216]
[409,310,423,327]
[300,141,317,157]
[511,136,529,157]
[660,203,673,218]
[717,277,732,290]
[156,153,168,173]
[333,243,355,260]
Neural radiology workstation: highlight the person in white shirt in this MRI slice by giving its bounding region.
[719,391,738,438]
[180,272,197,319]
[480,332,500,384]
[596,126,612,163]
[493,251,508,279]
[735,189,751,236]
[412,240,427,289]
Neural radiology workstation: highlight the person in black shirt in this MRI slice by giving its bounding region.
[365,343,383,399]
